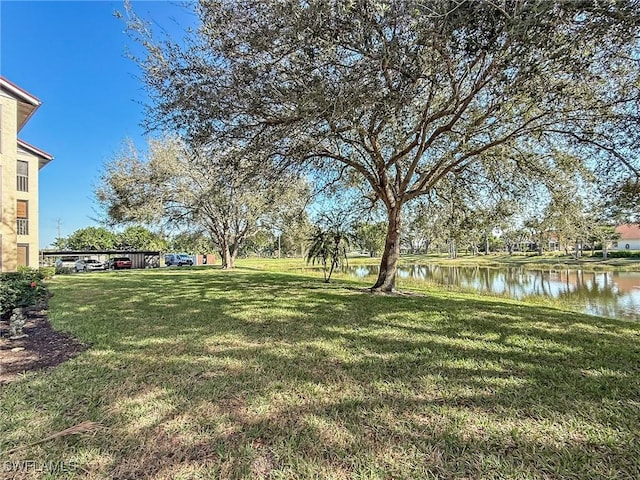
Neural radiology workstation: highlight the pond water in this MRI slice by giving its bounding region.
[345,264,640,321]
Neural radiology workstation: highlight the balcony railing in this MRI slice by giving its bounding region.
[17,175,28,192]
[17,218,28,236]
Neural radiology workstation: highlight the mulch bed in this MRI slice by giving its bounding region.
[0,311,88,384]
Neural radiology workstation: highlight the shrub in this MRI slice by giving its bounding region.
[606,250,640,258]
[0,269,49,318]
[55,266,73,275]
[39,266,56,279]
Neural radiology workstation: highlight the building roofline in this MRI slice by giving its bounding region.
[0,76,41,106]
[615,223,640,240]
[1,76,42,130]
[17,138,53,160]
[17,138,54,168]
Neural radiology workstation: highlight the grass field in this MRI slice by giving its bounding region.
[1,260,639,479]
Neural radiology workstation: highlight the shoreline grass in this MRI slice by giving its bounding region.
[240,252,640,274]
[1,263,639,479]
[397,253,640,271]
[262,257,640,322]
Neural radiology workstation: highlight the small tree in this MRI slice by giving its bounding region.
[353,221,386,257]
[589,225,619,259]
[116,225,168,251]
[280,213,313,257]
[402,199,447,255]
[584,200,621,259]
[65,227,116,250]
[170,230,217,255]
[51,237,69,250]
[306,213,354,283]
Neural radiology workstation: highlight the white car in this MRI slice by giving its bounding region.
[55,256,78,270]
[164,253,194,266]
[75,259,106,272]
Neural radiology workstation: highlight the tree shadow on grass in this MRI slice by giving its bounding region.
[81,334,639,479]
[3,269,638,478]
[53,268,640,408]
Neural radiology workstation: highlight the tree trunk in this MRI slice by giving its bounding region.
[220,238,234,269]
[327,257,338,282]
[371,206,401,292]
[222,249,234,269]
[602,242,608,259]
[230,242,240,268]
[449,239,457,259]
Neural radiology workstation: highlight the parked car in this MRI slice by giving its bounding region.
[164,253,194,266]
[108,257,132,270]
[75,259,107,272]
[55,256,78,269]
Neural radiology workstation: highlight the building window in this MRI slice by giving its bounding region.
[17,200,28,235]
[17,160,28,192]
[625,243,631,250]
[17,244,29,267]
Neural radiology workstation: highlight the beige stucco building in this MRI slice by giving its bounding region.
[1,77,53,271]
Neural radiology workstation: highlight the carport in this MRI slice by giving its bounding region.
[40,250,161,269]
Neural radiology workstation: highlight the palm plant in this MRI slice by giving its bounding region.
[306,225,352,283]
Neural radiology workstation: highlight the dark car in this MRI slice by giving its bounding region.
[108,257,132,270]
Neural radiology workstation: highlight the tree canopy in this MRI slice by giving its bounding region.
[65,227,116,251]
[58,225,167,251]
[96,138,310,268]
[129,0,640,290]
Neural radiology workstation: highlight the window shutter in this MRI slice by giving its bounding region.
[16,200,28,218]
[17,245,28,266]
[17,160,28,176]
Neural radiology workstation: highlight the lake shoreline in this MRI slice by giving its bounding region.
[391,253,640,272]
[335,260,640,322]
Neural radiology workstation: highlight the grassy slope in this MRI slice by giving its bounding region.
[1,262,639,479]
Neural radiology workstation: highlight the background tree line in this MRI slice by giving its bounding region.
[68,176,621,262]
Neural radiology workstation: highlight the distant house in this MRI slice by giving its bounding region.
[612,224,640,251]
[0,77,53,271]
[547,232,560,251]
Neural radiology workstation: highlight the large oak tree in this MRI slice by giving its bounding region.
[129,0,640,291]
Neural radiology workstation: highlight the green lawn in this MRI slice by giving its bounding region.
[1,262,639,479]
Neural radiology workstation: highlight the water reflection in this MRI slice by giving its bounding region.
[345,264,640,321]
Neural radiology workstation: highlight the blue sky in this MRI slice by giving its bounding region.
[1,0,194,247]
